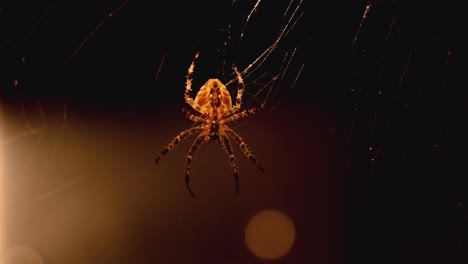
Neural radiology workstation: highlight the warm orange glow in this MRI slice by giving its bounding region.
[245,210,295,260]
[1,246,45,264]
[0,123,3,253]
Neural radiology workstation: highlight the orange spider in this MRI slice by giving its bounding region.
[155,52,264,198]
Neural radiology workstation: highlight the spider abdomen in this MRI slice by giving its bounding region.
[194,79,233,115]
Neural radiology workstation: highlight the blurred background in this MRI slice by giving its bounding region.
[1,0,467,263]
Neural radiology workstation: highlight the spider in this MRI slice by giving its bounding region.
[155,52,264,198]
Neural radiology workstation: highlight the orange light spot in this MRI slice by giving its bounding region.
[245,210,295,260]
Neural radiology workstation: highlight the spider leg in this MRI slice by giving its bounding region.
[155,125,203,164]
[184,52,205,114]
[220,135,240,194]
[225,127,264,173]
[185,52,199,100]
[224,108,258,123]
[185,134,209,198]
[181,107,205,123]
[229,65,245,114]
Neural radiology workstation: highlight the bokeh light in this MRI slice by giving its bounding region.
[245,209,295,260]
[1,246,45,264]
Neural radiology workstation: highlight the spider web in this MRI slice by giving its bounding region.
[344,0,467,262]
[2,0,465,262]
[220,0,306,112]
[0,0,306,255]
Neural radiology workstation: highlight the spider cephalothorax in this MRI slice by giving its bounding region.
[155,52,263,198]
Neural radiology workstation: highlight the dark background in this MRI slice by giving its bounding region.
[1,0,467,263]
